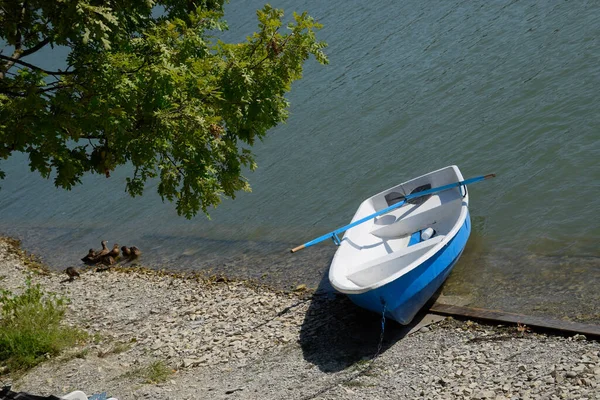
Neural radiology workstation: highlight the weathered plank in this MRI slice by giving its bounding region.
[429,303,600,338]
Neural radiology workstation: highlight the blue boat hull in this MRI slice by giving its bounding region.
[346,212,471,324]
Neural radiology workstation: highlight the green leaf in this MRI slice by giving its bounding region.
[0,1,327,218]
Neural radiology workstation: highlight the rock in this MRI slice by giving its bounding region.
[473,390,496,399]
[572,364,586,373]
[151,340,164,351]
[582,377,594,386]
[294,284,307,292]
[554,373,564,384]
[182,358,203,368]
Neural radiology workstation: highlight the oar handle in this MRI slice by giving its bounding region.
[290,244,305,253]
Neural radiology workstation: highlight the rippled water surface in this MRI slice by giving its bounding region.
[1,1,599,322]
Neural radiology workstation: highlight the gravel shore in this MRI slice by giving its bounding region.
[0,237,598,400]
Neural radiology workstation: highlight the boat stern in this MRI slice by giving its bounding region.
[347,211,471,324]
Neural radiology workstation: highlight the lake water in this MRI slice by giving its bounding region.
[1,0,599,323]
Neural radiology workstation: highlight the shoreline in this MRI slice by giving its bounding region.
[4,229,600,329]
[0,229,338,293]
[1,236,599,400]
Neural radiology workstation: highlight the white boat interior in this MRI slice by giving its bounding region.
[329,165,469,294]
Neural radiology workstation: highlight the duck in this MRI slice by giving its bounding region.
[91,240,109,262]
[81,249,96,265]
[121,246,131,257]
[65,267,80,281]
[107,244,120,259]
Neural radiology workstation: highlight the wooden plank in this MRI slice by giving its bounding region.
[407,313,446,336]
[429,303,600,338]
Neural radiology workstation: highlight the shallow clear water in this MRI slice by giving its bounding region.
[1,0,599,322]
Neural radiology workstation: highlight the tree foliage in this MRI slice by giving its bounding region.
[0,0,327,217]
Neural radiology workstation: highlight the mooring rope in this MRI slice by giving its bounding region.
[299,301,387,400]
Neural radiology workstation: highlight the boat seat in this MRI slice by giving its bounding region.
[346,235,444,287]
[370,189,462,239]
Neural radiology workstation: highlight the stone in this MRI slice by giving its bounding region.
[182,358,202,368]
[572,364,586,373]
[580,378,592,386]
[473,390,496,399]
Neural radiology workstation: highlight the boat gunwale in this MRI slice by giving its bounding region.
[329,165,469,294]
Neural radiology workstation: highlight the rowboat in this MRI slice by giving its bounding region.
[328,165,472,324]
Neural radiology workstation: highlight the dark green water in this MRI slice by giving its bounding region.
[1,0,599,322]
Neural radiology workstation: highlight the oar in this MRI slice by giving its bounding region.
[290,173,495,253]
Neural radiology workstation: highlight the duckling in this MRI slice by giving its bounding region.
[65,267,80,281]
[129,246,141,258]
[107,244,120,259]
[95,255,116,272]
[81,249,96,265]
[100,255,116,266]
[121,246,131,257]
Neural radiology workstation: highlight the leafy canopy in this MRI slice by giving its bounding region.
[0,0,327,217]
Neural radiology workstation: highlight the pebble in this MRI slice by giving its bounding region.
[1,237,599,400]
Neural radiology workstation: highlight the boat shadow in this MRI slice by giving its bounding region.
[298,272,428,373]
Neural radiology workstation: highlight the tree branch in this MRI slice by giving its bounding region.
[0,77,70,98]
[0,54,75,76]
[20,37,51,58]
[14,1,28,51]
[0,1,26,79]
[39,84,67,93]
[165,153,185,178]
[249,30,288,70]
[0,87,27,97]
